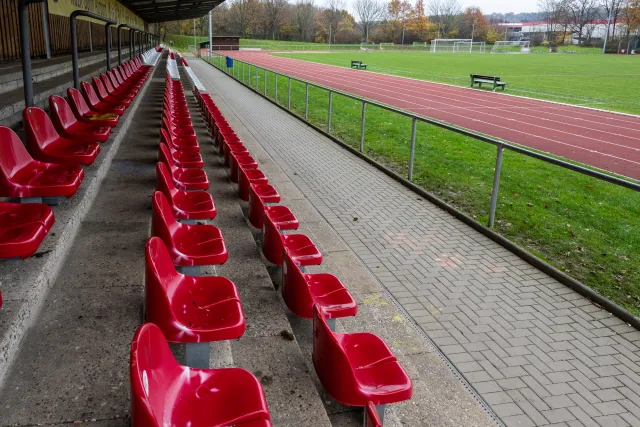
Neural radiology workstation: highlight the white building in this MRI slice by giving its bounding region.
[497,21,629,43]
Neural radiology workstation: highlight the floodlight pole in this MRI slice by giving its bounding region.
[194,19,196,51]
[602,1,613,54]
[209,10,213,57]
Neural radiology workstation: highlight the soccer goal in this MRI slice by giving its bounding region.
[430,39,472,53]
[379,43,395,50]
[360,42,376,51]
[491,41,531,53]
[453,41,486,53]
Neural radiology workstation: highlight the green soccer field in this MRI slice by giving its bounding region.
[274,51,640,115]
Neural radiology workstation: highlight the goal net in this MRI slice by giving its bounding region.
[430,39,472,53]
[379,43,395,50]
[453,41,486,53]
[360,42,376,51]
[491,41,531,53]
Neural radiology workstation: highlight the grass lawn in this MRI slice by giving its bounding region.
[164,35,359,52]
[274,51,640,114]
[204,55,640,317]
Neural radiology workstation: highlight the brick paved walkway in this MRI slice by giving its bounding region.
[191,59,640,427]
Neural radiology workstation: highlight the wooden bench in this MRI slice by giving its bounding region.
[351,60,367,70]
[470,74,507,91]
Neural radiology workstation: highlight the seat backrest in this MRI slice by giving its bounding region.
[312,304,358,402]
[144,237,181,332]
[155,162,178,204]
[49,95,79,131]
[0,126,34,181]
[23,107,59,150]
[262,211,284,265]
[81,81,101,107]
[281,250,314,315]
[100,73,115,94]
[92,77,110,100]
[158,143,176,169]
[130,323,181,427]
[151,191,179,247]
[106,71,121,89]
[67,87,91,117]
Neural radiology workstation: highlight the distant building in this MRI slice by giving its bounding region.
[497,21,629,43]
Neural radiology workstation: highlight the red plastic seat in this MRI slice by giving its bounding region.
[262,209,322,266]
[92,76,133,107]
[162,118,200,153]
[160,129,203,168]
[156,163,216,221]
[312,304,413,407]
[23,107,100,166]
[101,73,136,99]
[67,88,119,128]
[229,152,257,183]
[248,183,280,229]
[130,323,272,427]
[238,166,267,202]
[0,202,54,259]
[365,402,383,427]
[223,140,247,166]
[81,81,125,116]
[0,127,84,199]
[159,143,209,191]
[49,95,111,142]
[282,250,357,319]
[162,117,197,144]
[151,191,227,267]
[145,237,244,342]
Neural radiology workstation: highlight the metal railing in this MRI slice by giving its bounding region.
[205,53,640,228]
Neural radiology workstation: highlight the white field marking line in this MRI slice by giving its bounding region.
[254,51,640,125]
[234,55,640,171]
[241,56,640,155]
[256,55,640,138]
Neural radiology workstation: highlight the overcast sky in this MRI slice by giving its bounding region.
[344,0,539,16]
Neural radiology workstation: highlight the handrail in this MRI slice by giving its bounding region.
[18,0,45,107]
[117,24,142,65]
[70,11,117,89]
[210,53,640,194]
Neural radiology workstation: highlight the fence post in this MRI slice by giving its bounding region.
[242,62,245,83]
[305,83,309,120]
[264,68,267,95]
[248,64,251,85]
[327,90,333,133]
[275,74,278,103]
[360,101,366,152]
[288,77,292,110]
[488,145,505,228]
[408,118,417,181]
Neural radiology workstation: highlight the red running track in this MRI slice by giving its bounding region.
[227,51,640,180]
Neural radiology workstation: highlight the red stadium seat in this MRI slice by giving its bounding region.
[222,139,247,166]
[23,107,100,166]
[130,323,272,427]
[156,163,216,221]
[81,81,125,116]
[67,88,119,128]
[282,250,357,320]
[365,402,383,427]
[229,151,257,183]
[161,119,199,153]
[248,183,280,229]
[0,202,54,259]
[0,127,84,200]
[238,165,267,202]
[162,117,196,144]
[49,95,111,143]
[92,76,133,107]
[101,73,135,99]
[159,129,203,168]
[151,191,227,268]
[145,237,244,342]
[158,143,209,191]
[262,209,321,267]
[312,304,412,410]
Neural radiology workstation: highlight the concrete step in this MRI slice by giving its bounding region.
[0,49,132,129]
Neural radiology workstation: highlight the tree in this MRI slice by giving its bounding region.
[293,0,317,41]
[564,0,600,44]
[538,0,566,43]
[427,0,462,38]
[458,7,489,40]
[386,0,412,43]
[260,0,289,39]
[324,0,346,42]
[228,0,260,37]
[406,0,434,41]
[621,0,640,38]
[354,0,386,42]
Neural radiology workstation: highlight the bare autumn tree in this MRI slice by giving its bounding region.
[601,0,624,40]
[538,0,566,43]
[325,0,345,42]
[563,0,600,44]
[293,0,317,41]
[427,0,462,37]
[261,0,289,39]
[228,0,259,37]
[354,0,386,42]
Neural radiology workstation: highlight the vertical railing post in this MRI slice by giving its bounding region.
[264,68,267,95]
[408,118,417,181]
[129,29,133,61]
[275,73,278,103]
[18,0,36,107]
[360,101,366,152]
[288,77,292,110]
[248,64,251,86]
[105,24,111,70]
[70,17,80,89]
[305,83,309,120]
[488,145,505,228]
[89,22,93,52]
[242,62,245,83]
[117,27,122,65]
[327,90,333,133]
[41,0,51,58]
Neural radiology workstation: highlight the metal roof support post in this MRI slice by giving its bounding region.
[117,27,122,65]
[41,0,51,58]
[18,0,44,107]
[130,29,134,60]
[105,23,111,70]
[70,11,116,89]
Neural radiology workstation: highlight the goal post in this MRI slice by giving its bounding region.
[379,43,395,50]
[453,41,486,53]
[430,39,472,53]
[491,41,531,53]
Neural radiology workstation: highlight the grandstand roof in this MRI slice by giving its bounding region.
[119,0,225,23]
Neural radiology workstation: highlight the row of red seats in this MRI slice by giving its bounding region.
[0,54,155,311]
[194,85,412,425]
[130,67,272,427]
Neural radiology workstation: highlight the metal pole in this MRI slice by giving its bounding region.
[408,118,417,180]
[242,62,245,83]
[288,77,291,110]
[18,0,36,107]
[89,22,93,52]
[305,83,309,120]
[193,19,196,52]
[209,10,213,57]
[264,68,267,95]
[130,30,134,60]
[602,1,613,54]
[105,24,111,70]
[488,145,505,228]
[275,74,278,103]
[248,64,251,85]
[327,90,333,133]
[41,1,51,58]
[71,17,80,89]
[117,28,121,64]
[360,101,366,152]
